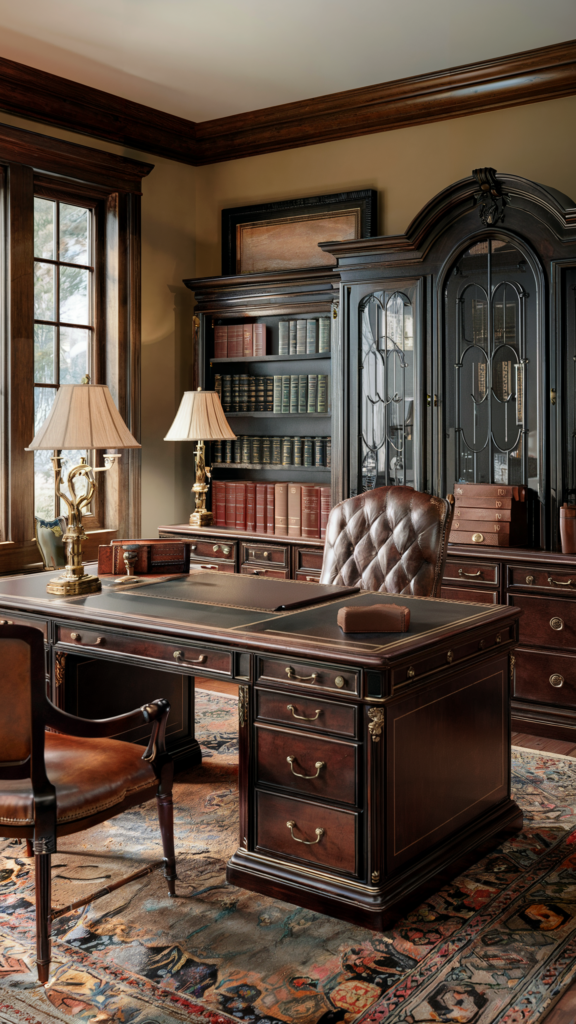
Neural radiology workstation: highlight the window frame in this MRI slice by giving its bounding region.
[0,130,151,573]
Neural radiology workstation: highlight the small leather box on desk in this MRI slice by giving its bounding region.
[337,603,410,632]
[450,484,528,547]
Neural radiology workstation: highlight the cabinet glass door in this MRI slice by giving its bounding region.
[443,238,541,497]
[357,285,420,493]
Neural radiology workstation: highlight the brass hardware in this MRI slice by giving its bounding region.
[526,575,534,584]
[222,546,231,555]
[510,653,516,677]
[190,544,197,551]
[0,619,13,625]
[173,650,207,664]
[287,704,321,721]
[334,675,346,688]
[371,870,380,884]
[549,673,564,688]
[550,617,564,631]
[55,651,67,688]
[496,634,502,643]
[188,439,214,528]
[427,394,431,407]
[479,639,485,649]
[263,551,269,559]
[551,387,557,405]
[243,836,248,848]
[407,666,415,679]
[548,576,572,586]
[286,666,318,683]
[213,545,219,552]
[472,533,484,543]
[458,568,483,578]
[305,575,319,581]
[446,650,454,663]
[213,544,231,555]
[434,394,438,407]
[286,756,325,779]
[286,821,325,845]
[238,685,249,726]
[368,707,385,741]
[70,633,81,641]
[94,637,105,646]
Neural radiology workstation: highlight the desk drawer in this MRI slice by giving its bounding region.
[511,595,576,652]
[242,542,289,568]
[255,725,358,805]
[189,538,236,562]
[56,626,233,675]
[258,657,358,695]
[441,586,499,605]
[294,547,324,573]
[241,565,289,580]
[256,790,358,875]
[295,570,322,583]
[514,648,576,708]
[443,560,499,586]
[190,560,236,574]
[392,627,511,687]
[509,566,576,592]
[256,688,357,737]
[0,610,48,639]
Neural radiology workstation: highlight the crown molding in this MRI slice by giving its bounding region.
[0,40,575,167]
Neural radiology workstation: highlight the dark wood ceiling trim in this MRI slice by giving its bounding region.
[0,120,153,192]
[0,40,575,168]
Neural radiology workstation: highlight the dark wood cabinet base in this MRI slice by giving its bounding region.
[227,797,522,931]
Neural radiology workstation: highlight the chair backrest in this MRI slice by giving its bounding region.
[0,624,48,779]
[320,485,455,597]
[34,516,66,569]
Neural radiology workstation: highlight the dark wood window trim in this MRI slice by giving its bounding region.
[0,127,152,573]
[0,40,574,165]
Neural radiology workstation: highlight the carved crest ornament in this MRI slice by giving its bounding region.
[472,167,511,227]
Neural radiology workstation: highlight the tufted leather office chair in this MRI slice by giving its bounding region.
[0,623,177,985]
[320,485,454,597]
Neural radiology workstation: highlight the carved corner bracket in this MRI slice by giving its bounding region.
[238,685,249,727]
[368,707,385,742]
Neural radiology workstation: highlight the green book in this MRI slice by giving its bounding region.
[298,375,307,414]
[306,319,317,354]
[290,375,299,413]
[317,374,328,414]
[266,377,274,412]
[307,374,318,414]
[319,318,330,352]
[289,320,297,355]
[278,321,290,355]
[296,320,307,355]
[281,374,290,414]
[282,437,293,466]
[273,375,282,414]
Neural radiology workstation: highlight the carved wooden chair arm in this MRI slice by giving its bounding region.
[44,697,171,746]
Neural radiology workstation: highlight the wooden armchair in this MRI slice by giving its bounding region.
[0,623,176,985]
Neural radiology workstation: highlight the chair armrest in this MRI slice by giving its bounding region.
[44,698,170,741]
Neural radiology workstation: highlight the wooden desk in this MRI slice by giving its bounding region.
[0,569,521,930]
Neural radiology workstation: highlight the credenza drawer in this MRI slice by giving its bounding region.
[257,658,358,695]
[294,547,324,573]
[56,626,233,675]
[255,790,358,875]
[511,595,576,652]
[514,648,576,708]
[443,559,499,586]
[295,570,322,583]
[189,538,237,562]
[508,566,576,592]
[242,542,289,568]
[441,586,499,604]
[255,725,358,805]
[0,610,48,638]
[190,560,236,574]
[255,688,357,737]
[240,565,289,580]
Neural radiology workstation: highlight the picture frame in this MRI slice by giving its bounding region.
[221,189,378,276]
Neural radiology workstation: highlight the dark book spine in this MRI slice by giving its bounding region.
[233,438,242,463]
[256,376,266,411]
[249,376,256,412]
[273,375,282,414]
[213,479,226,527]
[298,375,307,414]
[212,440,222,463]
[222,375,232,412]
[290,374,299,413]
[224,439,233,464]
[262,437,271,464]
[282,437,293,466]
[326,436,332,467]
[232,374,240,412]
[278,321,290,355]
[225,481,236,527]
[303,436,313,466]
[289,320,297,355]
[214,373,222,404]
[314,437,325,466]
[307,375,318,414]
[293,436,303,465]
[241,435,252,464]
[272,437,282,465]
[240,374,250,412]
[266,376,274,412]
[251,436,262,464]
[281,375,290,414]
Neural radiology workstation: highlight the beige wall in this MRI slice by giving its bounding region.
[194,95,576,278]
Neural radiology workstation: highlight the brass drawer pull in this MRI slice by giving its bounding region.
[0,619,14,625]
[94,637,105,646]
[550,617,564,631]
[550,673,564,688]
[190,544,197,551]
[287,756,325,779]
[526,575,534,584]
[334,676,346,688]
[70,633,81,641]
[250,549,268,559]
[287,704,321,721]
[286,666,318,683]
[213,544,231,555]
[286,820,325,845]
[548,576,572,587]
[458,568,483,578]
[173,651,207,664]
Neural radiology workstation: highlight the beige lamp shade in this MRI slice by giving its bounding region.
[27,384,141,450]
[164,389,236,442]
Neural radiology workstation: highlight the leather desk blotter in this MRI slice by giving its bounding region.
[337,603,410,633]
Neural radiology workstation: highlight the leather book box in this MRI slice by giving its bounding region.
[98,539,190,576]
[337,603,410,633]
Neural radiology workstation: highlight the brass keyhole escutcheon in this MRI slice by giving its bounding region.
[550,617,564,631]
[446,650,454,664]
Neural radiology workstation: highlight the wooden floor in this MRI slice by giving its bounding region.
[193,688,575,1020]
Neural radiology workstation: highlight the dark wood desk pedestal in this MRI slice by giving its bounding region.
[0,570,521,931]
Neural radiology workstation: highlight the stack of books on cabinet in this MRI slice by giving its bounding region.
[212,481,331,539]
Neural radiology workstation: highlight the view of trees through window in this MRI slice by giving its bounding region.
[33,197,94,519]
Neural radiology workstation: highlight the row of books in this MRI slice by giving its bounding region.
[215,373,329,414]
[278,318,331,355]
[214,323,267,358]
[213,435,331,467]
[212,480,331,539]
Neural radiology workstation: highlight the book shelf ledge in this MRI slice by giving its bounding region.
[211,352,331,364]
[212,463,331,472]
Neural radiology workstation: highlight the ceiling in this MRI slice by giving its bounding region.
[0,0,575,123]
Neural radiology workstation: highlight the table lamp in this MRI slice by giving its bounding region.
[164,388,236,527]
[27,378,141,596]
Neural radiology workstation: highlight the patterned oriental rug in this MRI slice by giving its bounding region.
[1,690,576,1024]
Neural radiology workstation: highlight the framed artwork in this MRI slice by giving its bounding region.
[221,189,378,275]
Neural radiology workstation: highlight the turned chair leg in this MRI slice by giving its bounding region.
[157,788,177,897]
[35,851,52,984]
[26,839,33,858]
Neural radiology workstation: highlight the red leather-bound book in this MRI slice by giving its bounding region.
[225,481,236,528]
[243,323,254,357]
[266,484,275,534]
[256,483,267,532]
[214,324,228,358]
[212,479,226,526]
[253,323,267,356]
[235,482,246,530]
[275,483,288,535]
[288,483,302,537]
[320,486,331,539]
[302,484,320,538]
[228,324,243,357]
[246,481,256,531]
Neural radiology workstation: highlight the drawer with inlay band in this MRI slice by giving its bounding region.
[0,610,48,638]
[508,566,576,592]
[257,658,358,694]
[255,724,359,805]
[443,559,499,586]
[242,543,289,567]
[392,628,513,687]
[240,565,290,580]
[510,595,576,652]
[189,538,237,562]
[514,647,576,708]
[56,625,233,675]
[255,789,359,876]
[255,688,357,737]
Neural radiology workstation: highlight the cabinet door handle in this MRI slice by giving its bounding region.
[287,756,325,779]
[286,820,324,845]
[286,666,318,683]
[550,673,564,688]
[287,704,321,721]
[548,576,572,587]
[458,568,483,578]
[173,651,207,664]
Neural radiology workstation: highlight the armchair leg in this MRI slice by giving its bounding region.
[35,851,51,984]
[157,791,177,897]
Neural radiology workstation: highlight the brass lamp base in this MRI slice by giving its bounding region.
[189,509,213,527]
[47,572,101,596]
[189,441,214,528]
